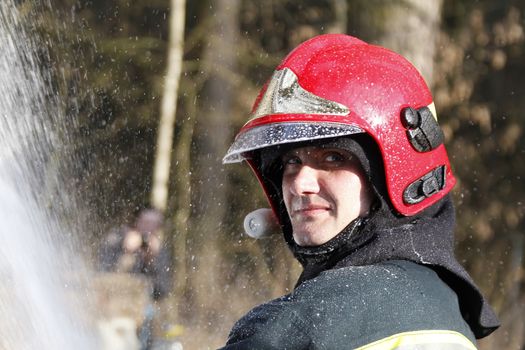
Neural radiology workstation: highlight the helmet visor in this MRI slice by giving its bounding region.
[223,122,364,163]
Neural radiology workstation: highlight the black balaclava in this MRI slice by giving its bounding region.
[257,134,499,339]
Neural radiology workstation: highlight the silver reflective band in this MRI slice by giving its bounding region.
[223,122,364,163]
[249,68,349,121]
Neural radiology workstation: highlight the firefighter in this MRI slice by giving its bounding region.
[220,34,499,349]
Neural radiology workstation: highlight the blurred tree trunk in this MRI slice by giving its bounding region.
[167,78,198,325]
[327,0,348,34]
[185,0,240,332]
[150,0,187,328]
[349,0,443,85]
[151,0,186,212]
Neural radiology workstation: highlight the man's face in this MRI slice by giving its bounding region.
[281,146,372,247]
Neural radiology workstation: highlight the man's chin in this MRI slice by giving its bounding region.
[292,228,334,247]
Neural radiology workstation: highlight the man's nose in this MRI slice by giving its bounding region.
[290,165,320,195]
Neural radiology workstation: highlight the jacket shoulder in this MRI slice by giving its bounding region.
[294,260,476,347]
[222,260,477,349]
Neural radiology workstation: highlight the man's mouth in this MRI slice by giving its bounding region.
[293,204,331,216]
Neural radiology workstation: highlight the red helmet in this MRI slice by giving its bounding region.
[224,34,455,216]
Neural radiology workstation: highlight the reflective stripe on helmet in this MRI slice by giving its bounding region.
[249,68,350,121]
[355,330,477,350]
[223,121,363,163]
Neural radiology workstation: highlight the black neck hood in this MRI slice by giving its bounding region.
[292,195,500,339]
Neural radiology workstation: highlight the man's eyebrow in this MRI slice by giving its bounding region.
[283,149,301,157]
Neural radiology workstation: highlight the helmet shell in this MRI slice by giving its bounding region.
[224,34,455,216]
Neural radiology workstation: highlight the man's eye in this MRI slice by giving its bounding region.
[283,156,301,165]
[325,152,345,162]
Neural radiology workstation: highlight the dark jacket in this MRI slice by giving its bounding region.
[221,196,499,349]
[221,260,477,349]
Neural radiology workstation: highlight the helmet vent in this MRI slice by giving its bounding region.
[401,106,444,152]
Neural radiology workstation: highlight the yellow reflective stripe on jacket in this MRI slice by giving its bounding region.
[355,330,477,350]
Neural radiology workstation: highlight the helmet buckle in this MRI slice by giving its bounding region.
[403,165,446,204]
[422,176,439,197]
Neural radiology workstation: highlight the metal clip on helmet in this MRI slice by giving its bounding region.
[224,34,455,222]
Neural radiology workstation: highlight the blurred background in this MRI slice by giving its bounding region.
[8,0,524,348]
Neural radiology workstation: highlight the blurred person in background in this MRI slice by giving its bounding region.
[98,208,173,350]
[220,34,499,349]
[99,208,172,301]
